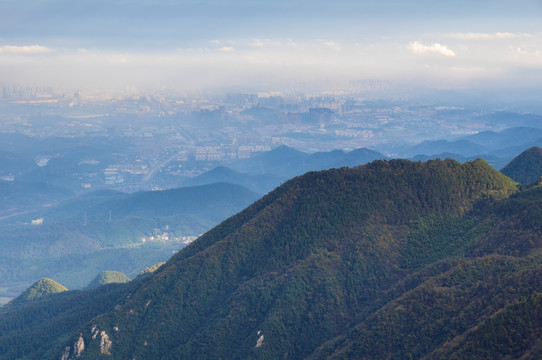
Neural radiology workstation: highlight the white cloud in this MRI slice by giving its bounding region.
[0,45,53,54]
[2,36,540,92]
[408,41,456,57]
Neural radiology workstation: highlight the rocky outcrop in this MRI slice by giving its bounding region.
[255,330,264,348]
[59,334,85,360]
[91,324,112,355]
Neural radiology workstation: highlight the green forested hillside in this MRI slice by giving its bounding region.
[7,278,68,307]
[501,146,542,184]
[0,283,130,359]
[85,271,131,290]
[3,158,542,360]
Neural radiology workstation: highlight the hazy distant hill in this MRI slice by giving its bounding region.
[475,111,542,128]
[228,145,386,179]
[392,126,542,170]
[0,182,261,302]
[6,158,542,359]
[404,139,488,158]
[181,166,286,194]
[410,152,468,163]
[463,127,542,151]
[501,146,542,184]
[27,189,129,223]
[187,146,386,194]
[340,147,387,167]
[409,152,511,170]
[0,180,75,220]
[86,182,261,225]
[229,145,308,177]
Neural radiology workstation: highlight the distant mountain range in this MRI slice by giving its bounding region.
[210,126,542,189]
[385,126,542,170]
[462,127,542,151]
[2,126,542,305]
[2,152,542,359]
[180,166,285,194]
[227,145,387,178]
[183,146,387,194]
[474,111,542,128]
[185,127,542,197]
[1,124,539,209]
[404,139,488,158]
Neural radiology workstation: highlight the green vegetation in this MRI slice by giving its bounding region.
[85,271,131,290]
[0,182,260,299]
[501,146,542,184]
[138,262,166,276]
[0,283,129,359]
[428,292,542,359]
[0,245,183,299]
[7,278,67,307]
[2,158,542,360]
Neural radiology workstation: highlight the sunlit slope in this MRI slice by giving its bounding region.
[49,158,526,360]
[501,146,542,184]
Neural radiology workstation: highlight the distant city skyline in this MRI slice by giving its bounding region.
[0,0,541,92]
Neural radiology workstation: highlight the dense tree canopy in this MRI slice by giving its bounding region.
[3,158,542,360]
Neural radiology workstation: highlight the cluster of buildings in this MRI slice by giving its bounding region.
[0,85,489,192]
[140,226,198,245]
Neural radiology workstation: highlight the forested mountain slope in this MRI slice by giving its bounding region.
[501,146,542,184]
[3,158,542,360]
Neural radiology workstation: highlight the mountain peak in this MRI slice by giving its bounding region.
[9,278,68,306]
[52,158,517,359]
[3,158,540,360]
[501,146,542,184]
[85,271,131,290]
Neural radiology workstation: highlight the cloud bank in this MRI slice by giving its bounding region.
[0,45,53,54]
[0,32,541,91]
[408,41,456,57]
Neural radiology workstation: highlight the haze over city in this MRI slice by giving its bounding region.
[0,0,541,92]
[3,2,542,359]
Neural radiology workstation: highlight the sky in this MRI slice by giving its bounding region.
[0,0,541,93]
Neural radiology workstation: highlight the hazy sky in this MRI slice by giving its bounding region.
[0,0,541,92]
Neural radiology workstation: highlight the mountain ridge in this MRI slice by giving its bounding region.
[501,146,542,184]
[3,157,542,360]
[46,159,521,359]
